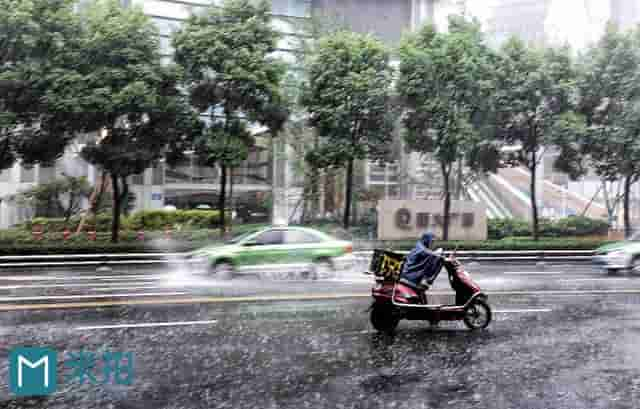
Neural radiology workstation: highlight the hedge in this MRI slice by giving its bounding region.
[0,236,612,256]
[362,238,612,251]
[24,214,121,232]
[488,216,609,240]
[127,209,231,230]
[21,210,234,233]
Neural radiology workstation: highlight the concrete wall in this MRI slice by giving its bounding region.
[377,200,487,240]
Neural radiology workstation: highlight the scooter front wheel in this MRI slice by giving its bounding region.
[370,303,400,334]
[463,299,492,330]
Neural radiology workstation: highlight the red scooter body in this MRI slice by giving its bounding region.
[369,253,491,332]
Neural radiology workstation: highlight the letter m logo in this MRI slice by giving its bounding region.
[9,347,57,396]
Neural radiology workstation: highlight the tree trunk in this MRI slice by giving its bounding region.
[456,160,463,200]
[120,176,129,217]
[219,165,227,238]
[624,176,632,238]
[111,174,121,243]
[530,159,540,241]
[77,171,108,234]
[441,162,451,241]
[310,133,320,222]
[343,159,354,229]
[581,184,602,218]
[228,167,233,235]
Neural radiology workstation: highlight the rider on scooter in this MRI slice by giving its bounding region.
[398,232,444,291]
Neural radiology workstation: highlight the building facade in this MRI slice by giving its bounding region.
[3,0,640,227]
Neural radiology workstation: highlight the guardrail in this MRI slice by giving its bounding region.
[0,250,596,268]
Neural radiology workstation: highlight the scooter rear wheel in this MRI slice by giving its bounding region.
[463,299,492,330]
[370,303,399,334]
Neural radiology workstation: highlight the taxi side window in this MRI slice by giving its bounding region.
[285,230,322,244]
[254,230,284,245]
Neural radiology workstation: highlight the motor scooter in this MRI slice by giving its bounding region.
[367,248,491,333]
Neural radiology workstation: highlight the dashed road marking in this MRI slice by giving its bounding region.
[0,274,163,281]
[504,271,565,275]
[75,320,218,330]
[494,308,553,313]
[0,291,187,302]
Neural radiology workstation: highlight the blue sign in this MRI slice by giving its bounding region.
[151,193,163,201]
[10,347,58,396]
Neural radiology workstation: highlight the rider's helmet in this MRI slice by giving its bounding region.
[421,232,434,250]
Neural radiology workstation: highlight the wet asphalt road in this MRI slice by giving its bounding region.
[1,261,640,409]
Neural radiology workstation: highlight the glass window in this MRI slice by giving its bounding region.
[271,0,310,17]
[254,230,284,245]
[151,17,182,37]
[285,230,322,244]
[159,36,174,55]
[20,165,35,183]
[134,0,194,20]
[152,165,164,185]
[132,173,144,185]
[38,166,56,183]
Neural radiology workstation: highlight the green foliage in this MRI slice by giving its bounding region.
[128,210,227,230]
[0,0,83,170]
[554,24,640,237]
[301,30,395,167]
[301,30,395,228]
[487,218,531,240]
[25,213,127,232]
[173,0,289,234]
[488,217,609,240]
[397,16,500,240]
[369,238,611,252]
[46,0,199,242]
[16,175,91,220]
[491,36,576,240]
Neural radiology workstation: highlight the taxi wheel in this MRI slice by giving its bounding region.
[212,262,235,280]
[630,257,640,275]
[312,259,334,280]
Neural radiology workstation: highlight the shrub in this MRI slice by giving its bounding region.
[488,216,609,240]
[24,214,127,232]
[488,218,530,239]
[128,209,230,230]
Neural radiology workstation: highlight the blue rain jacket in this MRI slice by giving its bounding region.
[399,233,443,288]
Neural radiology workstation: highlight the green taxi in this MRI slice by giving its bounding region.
[186,226,353,279]
[593,231,640,274]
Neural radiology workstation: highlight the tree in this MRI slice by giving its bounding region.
[301,30,395,229]
[66,0,197,242]
[0,0,83,170]
[396,17,501,240]
[555,24,640,237]
[492,37,575,240]
[173,0,288,237]
[16,175,91,221]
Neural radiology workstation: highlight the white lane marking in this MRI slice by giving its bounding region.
[559,278,630,282]
[494,308,553,313]
[0,275,162,281]
[504,271,565,275]
[0,282,163,290]
[75,320,218,330]
[0,292,187,302]
[92,286,168,292]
